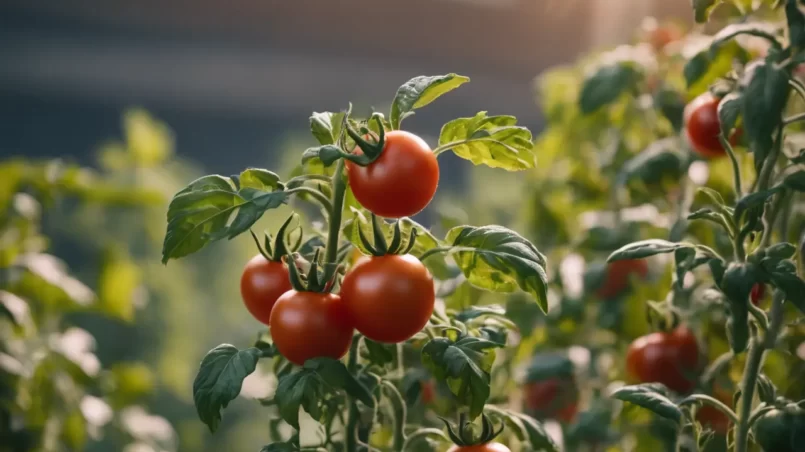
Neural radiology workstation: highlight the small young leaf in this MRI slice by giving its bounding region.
[693,0,721,23]
[390,74,470,129]
[446,225,549,312]
[608,239,690,261]
[612,383,682,424]
[192,345,261,432]
[421,336,501,419]
[578,63,640,114]
[310,111,345,145]
[718,92,743,134]
[438,112,536,171]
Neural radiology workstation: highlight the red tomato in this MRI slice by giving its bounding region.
[269,290,354,366]
[751,283,765,306]
[340,254,435,343]
[524,378,578,423]
[595,259,649,299]
[240,254,292,325]
[421,380,436,405]
[447,443,511,452]
[346,130,439,218]
[626,326,700,393]
[683,92,740,158]
[697,387,733,434]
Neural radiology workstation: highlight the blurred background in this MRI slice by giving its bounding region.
[0,1,695,451]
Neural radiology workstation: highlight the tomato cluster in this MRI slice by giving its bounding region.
[238,131,438,365]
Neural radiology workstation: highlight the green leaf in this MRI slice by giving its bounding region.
[260,443,298,452]
[363,339,396,366]
[770,271,805,315]
[438,112,536,171]
[766,242,797,259]
[389,74,470,129]
[783,170,805,191]
[275,358,374,429]
[578,63,640,114]
[685,41,746,93]
[742,60,790,170]
[192,345,261,432]
[524,353,574,382]
[733,186,783,223]
[619,139,685,185]
[162,175,289,263]
[693,0,722,23]
[239,169,283,191]
[655,87,686,132]
[493,408,559,452]
[612,383,682,423]
[608,239,690,261]
[421,336,501,418]
[446,225,549,312]
[310,111,345,145]
[718,92,743,134]
[97,250,140,322]
[786,0,805,49]
[711,23,781,50]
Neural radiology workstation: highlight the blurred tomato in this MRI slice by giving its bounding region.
[595,259,649,299]
[696,386,733,434]
[626,326,700,393]
[683,92,741,159]
[524,378,578,423]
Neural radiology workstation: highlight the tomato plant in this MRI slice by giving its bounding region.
[162,74,557,451]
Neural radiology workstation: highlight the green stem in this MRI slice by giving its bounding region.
[419,246,477,262]
[677,395,739,424]
[345,336,361,452]
[783,111,805,125]
[381,380,407,451]
[287,186,334,212]
[432,139,473,156]
[400,428,449,451]
[735,291,785,452]
[760,190,788,248]
[720,134,743,196]
[325,159,347,264]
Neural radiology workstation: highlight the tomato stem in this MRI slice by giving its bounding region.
[400,428,449,451]
[287,186,334,212]
[719,133,742,197]
[325,159,347,264]
[344,336,360,452]
[381,380,407,451]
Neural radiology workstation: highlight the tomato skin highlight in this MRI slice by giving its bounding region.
[447,443,511,452]
[340,254,435,344]
[595,259,648,299]
[524,378,579,423]
[683,92,740,158]
[626,326,700,394]
[346,130,439,218]
[240,254,292,325]
[269,290,354,366]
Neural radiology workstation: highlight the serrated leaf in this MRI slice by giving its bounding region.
[446,225,549,312]
[685,41,746,93]
[390,74,469,129]
[438,112,536,171]
[579,63,640,114]
[192,345,260,432]
[310,111,345,145]
[612,383,682,423]
[421,336,501,418]
[608,239,690,261]
[162,175,289,263]
[303,358,374,408]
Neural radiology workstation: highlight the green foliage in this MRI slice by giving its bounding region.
[437,112,537,170]
[390,74,470,129]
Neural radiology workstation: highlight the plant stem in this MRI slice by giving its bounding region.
[677,394,739,424]
[381,380,407,451]
[720,134,743,196]
[325,159,347,264]
[287,186,334,212]
[345,336,361,452]
[400,428,449,451]
[734,290,785,452]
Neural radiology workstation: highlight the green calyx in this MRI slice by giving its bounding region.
[250,214,302,262]
[301,111,388,168]
[441,413,503,447]
[286,249,339,293]
[357,214,419,257]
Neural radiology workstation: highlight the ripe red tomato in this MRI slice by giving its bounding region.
[595,259,648,299]
[626,326,700,393]
[447,443,511,452]
[346,130,439,218]
[683,92,740,158]
[751,283,765,305]
[269,290,354,366]
[421,380,436,405]
[240,254,292,325]
[340,254,435,343]
[696,387,733,434]
[524,378,578,423]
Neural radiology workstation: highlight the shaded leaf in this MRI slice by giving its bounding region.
[608,239,690,261]
[310,111,345,145]
[742,60,790,170]
[612,384,682,423]
[579,64,640,114]
[390,74,470,129]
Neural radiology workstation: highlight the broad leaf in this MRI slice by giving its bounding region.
[742,60,790,170]
[192,345,261,432]
[446,225,549,312]
[310,111,345,145]
[608,239,690,261]
[162,173,288,263]
[612,383,682,423]
[438,112,536,171]
[275,358,374,429]
[578,63,640,114]
[389,74,469,129]
[421,336,501,418]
